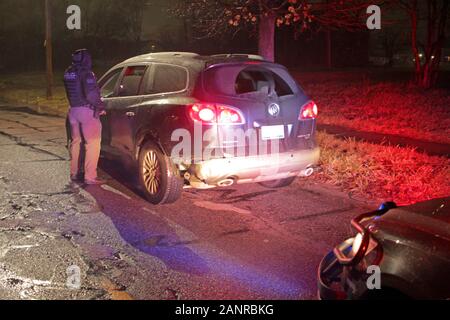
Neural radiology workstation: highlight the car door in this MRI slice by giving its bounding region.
[109,65,148,157]
[99,67,123,150]
[138,63,191,156]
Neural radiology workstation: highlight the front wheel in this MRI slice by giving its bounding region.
[258,176,296,189]
[138,142,183,204]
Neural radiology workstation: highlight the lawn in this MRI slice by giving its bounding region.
[309,131,450,205]
[0,72,68,116]
[292,69,449,204]
[294,69,450,144]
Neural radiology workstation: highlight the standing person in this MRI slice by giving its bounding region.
[64,49,106,185]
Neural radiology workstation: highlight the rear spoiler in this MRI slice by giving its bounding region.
[210,53,264,60]
[205,54,269,69]
[205,60,286,72]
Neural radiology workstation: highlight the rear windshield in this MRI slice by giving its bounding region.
[203,64,298,98]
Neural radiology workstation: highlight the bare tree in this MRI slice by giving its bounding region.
[171,0,374,62]
[126,0,149,42]
[86,0,148,42]
[398,0,449,88]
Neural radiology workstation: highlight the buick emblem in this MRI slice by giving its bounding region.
[268,103,280,117]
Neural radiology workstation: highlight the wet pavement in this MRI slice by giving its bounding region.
[0,105,372,300]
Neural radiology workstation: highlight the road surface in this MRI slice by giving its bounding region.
[0,105,372,300]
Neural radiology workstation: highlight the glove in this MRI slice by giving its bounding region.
[94,103,106,118]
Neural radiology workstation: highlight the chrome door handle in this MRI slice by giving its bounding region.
[126,111,135,117]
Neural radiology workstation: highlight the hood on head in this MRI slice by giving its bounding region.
[72,49,92,69]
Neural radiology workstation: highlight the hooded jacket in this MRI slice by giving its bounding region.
[63,49,105,113]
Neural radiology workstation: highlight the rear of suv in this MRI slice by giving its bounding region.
[94,52,320,204]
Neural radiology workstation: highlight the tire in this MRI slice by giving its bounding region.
[258,176,296,189]
[138,141,183,204]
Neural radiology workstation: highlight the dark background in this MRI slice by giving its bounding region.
[0,0,371,73]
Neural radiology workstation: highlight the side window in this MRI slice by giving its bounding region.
[100,68,122,98]
[145,64,187,95]
[118,66,146,97]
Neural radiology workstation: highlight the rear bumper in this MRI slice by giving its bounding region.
[187,147,320,188]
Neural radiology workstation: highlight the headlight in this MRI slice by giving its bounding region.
[334,232,370,265]
[350,233,364,256]
[334,203,393,266]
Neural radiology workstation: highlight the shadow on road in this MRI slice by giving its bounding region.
[81,157,210,276]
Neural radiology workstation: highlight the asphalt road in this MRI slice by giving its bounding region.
[0,106,372,300]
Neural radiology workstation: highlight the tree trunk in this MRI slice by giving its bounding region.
[183,17,192,51]
[45,0,53,99]
[407,0,448,88]
[258,14,276,62]
[409,1,421,84]
[325,30,332,69]
[420,45,442,88]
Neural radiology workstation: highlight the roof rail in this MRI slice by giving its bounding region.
[210,54,264,60]
[122,52,200,64]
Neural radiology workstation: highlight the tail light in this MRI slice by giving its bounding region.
[189,103,245,125]
[299,101,318,120]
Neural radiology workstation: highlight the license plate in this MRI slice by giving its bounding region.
[261,125,285,140]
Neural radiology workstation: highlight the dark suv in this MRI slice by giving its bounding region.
[94,52,319,204]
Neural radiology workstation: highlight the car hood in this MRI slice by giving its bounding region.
[369,197,450,248]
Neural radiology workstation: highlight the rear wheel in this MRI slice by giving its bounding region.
[138,141,183,204]
[258,176,296,188]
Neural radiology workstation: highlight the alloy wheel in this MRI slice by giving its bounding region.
[142,150,161,195]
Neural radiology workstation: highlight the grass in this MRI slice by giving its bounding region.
[294,70,450,204]
[0,72,68,116]
[310,131,450,205]
[295,70,450,144]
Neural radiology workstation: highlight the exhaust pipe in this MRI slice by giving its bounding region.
[300,167,314,177]
[217,178,234,187]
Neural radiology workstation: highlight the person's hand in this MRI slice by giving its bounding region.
[98,110,106,116]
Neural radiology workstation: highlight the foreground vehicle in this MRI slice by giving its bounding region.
[70,52,319,204]
[318,197,450,299]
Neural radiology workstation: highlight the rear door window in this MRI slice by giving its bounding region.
[204,65,297,98]
[118,65,146,97]
[145,64,188,95]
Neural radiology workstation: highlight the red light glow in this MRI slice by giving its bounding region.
[300,101,318,119]
[198,108,216,122]
[189,103,244,125]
